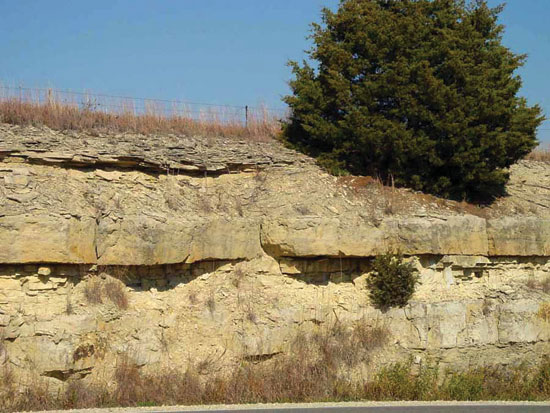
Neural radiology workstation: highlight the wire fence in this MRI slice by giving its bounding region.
[0,85,289,127]
[1,85,547,134]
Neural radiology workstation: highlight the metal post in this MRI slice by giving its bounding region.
[245,105,248,128]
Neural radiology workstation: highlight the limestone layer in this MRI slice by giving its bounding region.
[1,123,550,264]
[3,212,550,265]
[1,256,549,387]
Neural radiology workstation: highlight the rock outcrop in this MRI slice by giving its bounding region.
[1,123,549,389]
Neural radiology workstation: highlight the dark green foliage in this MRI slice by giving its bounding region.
[365,360,550,401]
[367,253,418,309]
[283,0,545,201]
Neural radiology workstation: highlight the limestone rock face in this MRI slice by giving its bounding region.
[385,216,488,255]
[1,256,549,388]
[1,124,550,263]
[97,217,262,265]
[261,216,488,258]
[0,123,308,174]
[1,123,550,388]
[261,218,387,257]
[488,217,550,256]
[0,214,96,264]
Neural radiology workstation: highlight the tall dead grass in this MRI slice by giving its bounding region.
[0,87,282,141]
[527,148,550,163]
[2,322,550,411]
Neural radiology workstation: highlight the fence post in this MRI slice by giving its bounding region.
[245,105,248,128]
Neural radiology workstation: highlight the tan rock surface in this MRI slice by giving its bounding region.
[1,123,550,389]
[2,124,550,263]
[487,217,550,256]
[1,256,549,387]
[0,214,96,263]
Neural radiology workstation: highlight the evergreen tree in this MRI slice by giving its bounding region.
[283,0,544,201]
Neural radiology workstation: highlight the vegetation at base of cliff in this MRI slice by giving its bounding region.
[1,359,549,411]
[1,323,549,411]
[283,0,545,202]
[367,253,419,310]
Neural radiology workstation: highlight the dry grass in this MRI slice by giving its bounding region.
[309,322,390,370]
[84,275,129,310]
[527,148,550,163]
[104,278,129,310]
[337,175,489,217]
[527,278,538,290]
[231,267,246,289]
[206,295,216,314]
[188,290,199,305]
[0,337,7,365]
[0,87,282,141]
[2,322,550,411]
[538,303,550,323]
[362,361,550,401]
[83,275,103,304]
[246,307,258,323]
[527,277,550,294]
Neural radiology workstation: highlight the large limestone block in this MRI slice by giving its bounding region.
[384,216,488,255]
[426,302,467,349]
[260,218,388,257]
[97,216,262,265]
[0,214,96,264]
[260,215,487,258]
[403,302,469,350]
[464,302,499,346]
[488,218,550,256]
[187,218,263,263]
[96,216,193,265]
[21,336,75,374]
[498,299,549,344]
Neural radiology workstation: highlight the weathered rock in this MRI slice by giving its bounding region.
[0,256,549,386]
[37,266,52,276]
[0,214,96,264]
[1,123,550,389]
[261,216,487,258]
[0,123,309,174]
[385,216,488,255]
[488,217,550,256]
[97,217,262,265]
[261,218,387,257]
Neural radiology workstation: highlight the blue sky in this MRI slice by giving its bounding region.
[1,0,548,141]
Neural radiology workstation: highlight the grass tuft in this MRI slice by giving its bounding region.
[84,275,129,310]
[538,303,550,322]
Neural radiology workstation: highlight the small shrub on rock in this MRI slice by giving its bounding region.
[367,253,418,310]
